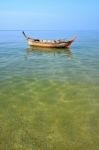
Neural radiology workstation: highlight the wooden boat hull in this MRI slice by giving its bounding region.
[23,32,76,48]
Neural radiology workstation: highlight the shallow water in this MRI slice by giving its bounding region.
[0,30,99,150]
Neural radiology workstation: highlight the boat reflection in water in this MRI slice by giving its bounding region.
[26,47,73,59]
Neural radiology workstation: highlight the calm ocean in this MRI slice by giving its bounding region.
[0,30,99,150]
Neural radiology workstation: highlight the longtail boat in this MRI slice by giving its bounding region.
[23,31,76,48]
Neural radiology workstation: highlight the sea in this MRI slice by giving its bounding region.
[0,30,99,150]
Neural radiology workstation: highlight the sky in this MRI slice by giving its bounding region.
[0,0,99,30]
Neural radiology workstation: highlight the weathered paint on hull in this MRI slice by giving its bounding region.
[28,38,75,48]
[22,32,76,48]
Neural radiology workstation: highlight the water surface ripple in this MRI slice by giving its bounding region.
[0,30,99,150]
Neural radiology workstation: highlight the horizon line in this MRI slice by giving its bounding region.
[0,29,99,31]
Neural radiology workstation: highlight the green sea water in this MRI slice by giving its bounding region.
[0,30,99,150]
